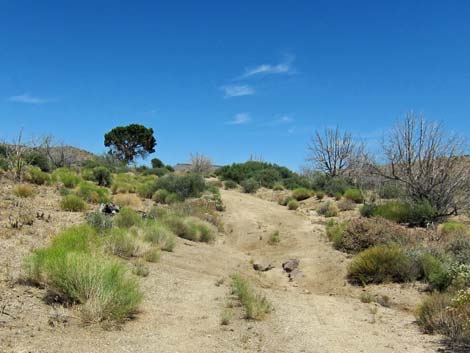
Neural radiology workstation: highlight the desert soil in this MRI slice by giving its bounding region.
[0,187,443,353]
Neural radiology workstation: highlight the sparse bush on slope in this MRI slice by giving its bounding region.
[230,275,272,320]
[60,194,87,212]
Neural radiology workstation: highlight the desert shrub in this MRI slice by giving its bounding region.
[53,168,81,188]
[25,252,141,322]
[81,168,95,181]
[111,173,139,194]
[85,212,113,233]
[137,181,155,199]
[13,184,35,198]
[143,247,161,262]
[207,179,223,189]
[60,194,87,212]
[165,192,182,204]
[92,166,112,187]
[143,222,176,252]
[132,261,150,277]
[344,189,364,203]
[335,218,410,254]
[268,231,280,245]
[216,161,293,184]
[141,167,168,177]
[0,157,8,171]
[114,208,142,228]
[75,181,110,203]
[224,180,238,189]
[316,191,325,200]
[311,174,353,196]
[347,244,417,285]
[182,218,215,242]
[154,173,206,199]
[152,189,170,203]
[287,199,299,210]
[279,196,294,206]
[23,225,142,322]
[446,236,470,265]
[364,200,437,226]
[420,253,452,291]
[230,275,272,320]
[360,203,377,218]
[241,178,260,194]
[333,192,342,200]
[317,201,339,217]
[378,183,402,199]
[416,291,470,344]
[282,175,314,190]
[113,193,142,208]
[105,228,147,258]
[27,152,50,172]
[440,221,467,238]
[272,183,284,191]
[292,188,312,201]
[172,198,224,230]
[28,166,50,185]
[252,168,282,188]
[325,219,348,248]
[337,198,356,211]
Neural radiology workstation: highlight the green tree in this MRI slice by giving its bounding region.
[104,124,156,164]
[151,158,164,168]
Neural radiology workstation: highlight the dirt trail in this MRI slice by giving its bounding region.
[2,190,442,353]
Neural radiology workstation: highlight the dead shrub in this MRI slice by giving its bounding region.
[113,193,142,209]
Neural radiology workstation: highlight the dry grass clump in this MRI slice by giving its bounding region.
[287,199,299,210]
[105,228,150,259]
[317,201,339,217]
[113,193,143,208]
[13,184,35,198]
[230,275,272,320]
[337,198,356,211]
[268,230,280,245]
[142,222,176,252]
[291,188,312,201]
[114,208,142,228]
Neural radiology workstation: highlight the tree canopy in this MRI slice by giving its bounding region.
[104,124,156,164]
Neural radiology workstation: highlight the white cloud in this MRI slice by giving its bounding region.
[240,54,295,79]
[7,93,52,104]
[278,115,294,124]
[221,85,255,98]
[226,113,250,125]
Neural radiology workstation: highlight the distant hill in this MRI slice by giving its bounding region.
[173,163,223,173]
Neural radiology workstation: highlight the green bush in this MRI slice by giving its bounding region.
[316,191,325,200]
[143,222,176,252]
[292,188,312,201]
[216,161,293,185]
[279,196,295,206]
[224,180,238,189]
[311,174,353,196]
[75,181,110,203]
[440,220,467,237]
[92,166,112,187]
[416,292,453,334]
[360,203,377,217]
[287,199,299,210]
[85,212,113,233]
[23,225,142,322]
[160,213,215,243]
[420,253,452,291]
[344,189,364,203]
[241,178,260,194]
[347,244,416,285]
[105,228,143,258]
[165,192,182,204]
[317,201,339,217]
[230,275,272,320]
[362,200,437,226]
[154,173,206,199]
[53,168,81,188]
[152,189,170,203]
[114,208,142,228]
[325,220,348,249]
[268,231,280,245]
[60,195,87,212]
[137,181,155,199]
[27,152,50,172]
[29,166,50,185]
[447,236,470,265]
[272,183,284,191]
[337,198,356,211]
[378,183,402,199]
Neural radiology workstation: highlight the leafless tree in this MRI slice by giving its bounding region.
[375,112,469,216]
[190,153,213,175]
[3,130,31,182]
[307,127,357,177]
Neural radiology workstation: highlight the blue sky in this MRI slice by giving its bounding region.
[1,1,470,170]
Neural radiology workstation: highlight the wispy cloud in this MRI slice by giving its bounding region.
[221,84,255,98]
[240,54,295,79]
[226,113,251,125]
[7,93,53,104]
[278,115,294,124]
[260,115,295,127]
